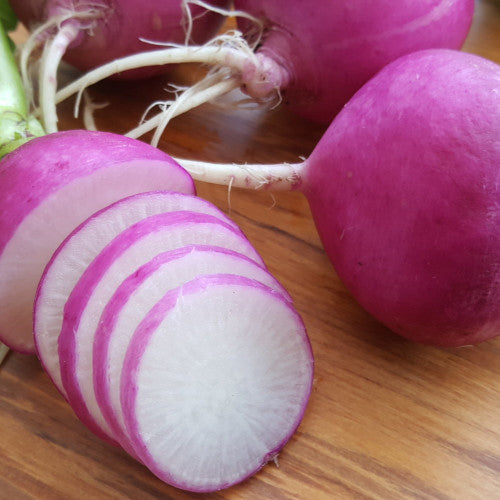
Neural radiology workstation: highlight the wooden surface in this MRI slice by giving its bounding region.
[2,2,500,498]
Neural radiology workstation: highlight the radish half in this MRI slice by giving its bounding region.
[0,130,194,354]
[121,273,313,492]
[34,190,237,399]
[37,208,264,442]
[93,244,292,446]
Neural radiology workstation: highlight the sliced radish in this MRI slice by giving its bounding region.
[34,191,238,400]
[38,210,264,442]
[0,131,194,353]
[93,245,292,446]
[121,273,313,492]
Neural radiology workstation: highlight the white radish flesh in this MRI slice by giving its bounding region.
[93,245,292,446]
[121,273,313,492]
[39,210,264,442]
[34,191,237,399]
[0,131,194,354]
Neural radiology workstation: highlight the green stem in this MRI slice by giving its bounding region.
[0,11,45,364]
[0,20,44,159]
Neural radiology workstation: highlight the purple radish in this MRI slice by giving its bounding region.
[121,273,313,492]
[14,0,229,73]
[94,244,292,446]
[0,130,193,354]
[233,0,474,122]
[177,49,500,347]
[14,0,229,132]
[34,190,237,399]
[36,209,264,442]
[53,0,474,136]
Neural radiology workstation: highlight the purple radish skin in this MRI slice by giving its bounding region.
[93,245,292,446]
[0,130,193,354]
[121,273,313,492]
[234,0,474,122]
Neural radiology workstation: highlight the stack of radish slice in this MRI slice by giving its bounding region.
[33,190,314,492]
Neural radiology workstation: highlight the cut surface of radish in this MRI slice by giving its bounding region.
[93,245,292,445]
[50,211,264,442]
[121,274,313,492]
[0,131,194,353]
[34,191,238,399]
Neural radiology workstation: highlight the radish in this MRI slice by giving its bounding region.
[34,190,239,399]
[36,207,266,441]
[0,130,194,354]
[232,0,475,123]
[175,49,500,347]
[2,17,314,489]
[121,273,313,492]
[93,244,291,446]
[13,0,229,132]
[55,0,474,140]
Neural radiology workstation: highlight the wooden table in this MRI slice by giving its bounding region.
[2,2,499,498]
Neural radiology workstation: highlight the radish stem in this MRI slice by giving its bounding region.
[57,45,249,104]
[0,17,44,158]
[39,21,80,133]
[51,31,287,119]
[175,157,305,190]
[19,8,104,110]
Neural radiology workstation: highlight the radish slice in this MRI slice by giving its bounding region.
[34,191,237,400]
[94,245,292,446]
[0,131,194,354]
[39,210,263,442]
[34,190,239,392]
[121,274,313,492]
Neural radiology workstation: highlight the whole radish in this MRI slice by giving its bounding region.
[12,0,229,132]
[178,49,500,347]
[13,0,229,73]
[234,0,475,122]
[52,0,474,140]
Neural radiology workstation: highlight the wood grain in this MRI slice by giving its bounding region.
[1,2,500,498]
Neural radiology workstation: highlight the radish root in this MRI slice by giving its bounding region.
[25,2,283,138]
[126,69,239,143]
[39,21,80,133]
[49,25,284,138]
[182,0,264,49]
[19,3,103,114]
[82,92,108,131]
[174,157,305,191]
